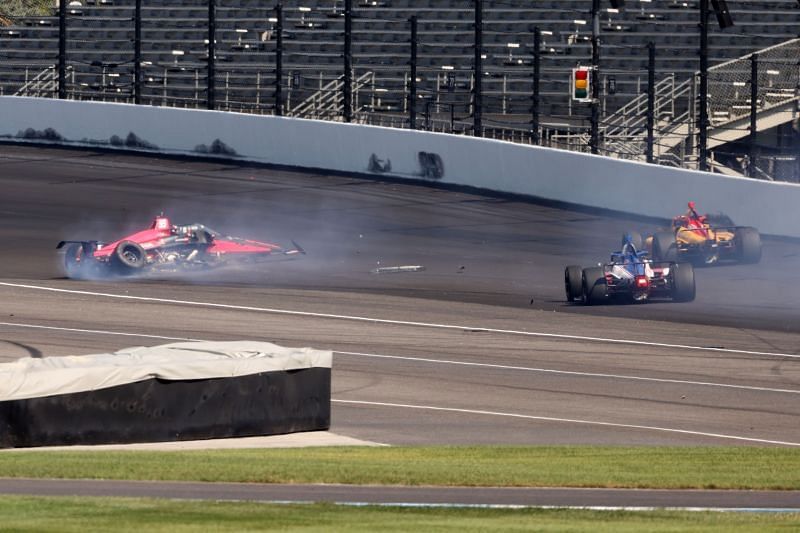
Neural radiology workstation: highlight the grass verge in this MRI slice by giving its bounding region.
[0,496,798,532]
[1,445,799,489]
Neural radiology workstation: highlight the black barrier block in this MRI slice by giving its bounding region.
[0,368,330,448]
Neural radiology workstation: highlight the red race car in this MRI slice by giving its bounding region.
[57,214,305,278]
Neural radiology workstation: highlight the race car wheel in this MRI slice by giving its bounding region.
[653,231,678,262]
[671,262,696,303]
[735,227,762,264]
[581,267,607,306]
[564,265,583,302]
[64,243,89,279]
[621,231,643,251]
[113,240,146,273]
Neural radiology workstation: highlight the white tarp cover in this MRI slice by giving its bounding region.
[0,341,333,402]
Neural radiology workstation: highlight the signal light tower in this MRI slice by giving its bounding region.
[572,67,592,102]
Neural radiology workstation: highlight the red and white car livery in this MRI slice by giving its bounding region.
[57,214,304,278]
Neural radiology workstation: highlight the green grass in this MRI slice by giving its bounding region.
[0,0,50,19]
[0,496,797,533]
[2,446,799,490]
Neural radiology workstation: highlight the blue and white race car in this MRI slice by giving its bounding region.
[564,236,695,305]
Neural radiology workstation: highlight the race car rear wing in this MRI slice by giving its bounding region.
[675,225,742,235]
[648,261,679,269]
[609,260,679,269]
[56,240,100,253]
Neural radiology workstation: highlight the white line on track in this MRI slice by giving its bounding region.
[268,501,800,512]
[334,350,800,395]
[0,322,201,342]
[1,281,798,359]
[332,399,800,447]
[341,503,800,513]
[1,321,797,396]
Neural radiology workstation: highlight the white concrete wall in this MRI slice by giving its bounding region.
[1,96,798,237]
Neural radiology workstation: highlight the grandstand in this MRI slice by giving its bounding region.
[0,0,798,180]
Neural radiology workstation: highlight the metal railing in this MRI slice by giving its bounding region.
[0,3,797,181]
[14,65,71,97]
[289,71,375,119]
[603,74,679,139]
[705,38,799,128]
[571,38,800,174]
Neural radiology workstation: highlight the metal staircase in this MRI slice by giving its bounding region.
[14,65,69,97]
[601,38,800,174]
[602,74,685,157]
[288,71,375,121]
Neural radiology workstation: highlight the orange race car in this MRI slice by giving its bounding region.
[625,202,761,266]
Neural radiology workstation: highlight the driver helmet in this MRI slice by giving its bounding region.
[621,233,638,255]
[152,214,171,231]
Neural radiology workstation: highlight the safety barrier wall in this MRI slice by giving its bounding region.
[0,341,332,448]
[1,96,798,237]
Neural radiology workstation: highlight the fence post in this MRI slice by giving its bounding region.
[275,3,283,116]
[502,74,507,114]
[256,71,261,108]
[590,0,600,154]
[58,0,67,99]
[343,0,353,122]
[531,27,540,145]
[646,42,655,163]
[409,15,418,129]
[134,0,142,104]
[699,0,710,171]
[207,0,216,110]
[748,53,758,178]
[473,0,482,137]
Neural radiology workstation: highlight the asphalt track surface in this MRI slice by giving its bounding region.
[1,144,799,507]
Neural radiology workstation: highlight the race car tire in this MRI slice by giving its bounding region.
[735,227,762,264]
[671,262,696,302]
[64,243,89,279]
[564,265,583,302]
[113,240,146,273]
[581,267,607,306]
[621,231,643,251]
[653,231,678,262]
